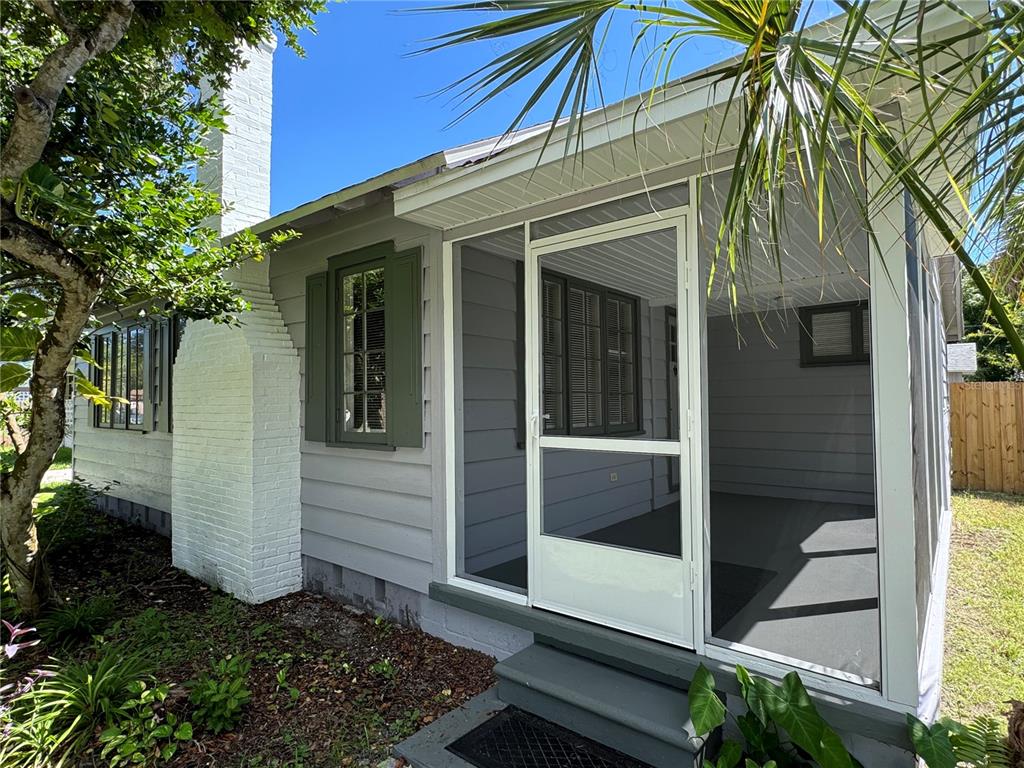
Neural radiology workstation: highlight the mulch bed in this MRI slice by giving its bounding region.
[14,496,496,767]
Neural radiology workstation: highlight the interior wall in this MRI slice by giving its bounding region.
[459,245,679,577]
[706,311,876,506]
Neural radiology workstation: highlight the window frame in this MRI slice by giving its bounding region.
[326,242,394,448]
[91,316,180,432]
[798,301,871,367]
[540,268,643,437]
[329,248,390,447]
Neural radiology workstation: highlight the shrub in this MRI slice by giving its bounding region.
[38,595,116,647]
[99,681,193,767]
[1,643,157,767]
[188,655,252,734]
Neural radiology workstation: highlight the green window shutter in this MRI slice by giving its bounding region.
[305,271,329,443]
[385,247,423,448]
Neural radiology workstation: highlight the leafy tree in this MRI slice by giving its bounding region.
[425,0,1024,369]
[963,267,1024,381]
[0,0,323,617]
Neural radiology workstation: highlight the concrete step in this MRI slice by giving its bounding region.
[495,643,712,768]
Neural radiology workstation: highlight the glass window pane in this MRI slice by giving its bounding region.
[365,268,385,308]
[342,273,359,314]
[365,392,386,432]
[541,448,682,558]
[366,351,386,390]
[365,309,385,350]
[343,316,355,353]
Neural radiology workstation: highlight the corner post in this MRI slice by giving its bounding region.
[868,166,920,708]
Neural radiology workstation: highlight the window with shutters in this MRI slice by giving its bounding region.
[92,316,182,431]
[541,272,641,436]
[305,241,423,449]
[338,262,388,440]
[798,302,871,366]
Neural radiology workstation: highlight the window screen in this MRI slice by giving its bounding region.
[799,302,870,366]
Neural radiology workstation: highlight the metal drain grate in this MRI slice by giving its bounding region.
[446,706,653,768]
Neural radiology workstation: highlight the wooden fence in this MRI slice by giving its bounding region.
[950,382,1024,494]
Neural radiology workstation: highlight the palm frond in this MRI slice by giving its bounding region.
[426,0,1024,367]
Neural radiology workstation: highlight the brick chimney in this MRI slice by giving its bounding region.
[171,39,303,603]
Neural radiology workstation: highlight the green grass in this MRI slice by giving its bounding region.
[943,491,1024,721]
[0,445,72,473]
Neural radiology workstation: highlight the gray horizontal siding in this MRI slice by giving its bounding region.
[706,313,875,505]
[268,202,437,594]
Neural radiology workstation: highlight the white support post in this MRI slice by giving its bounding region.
[868,171,920,708]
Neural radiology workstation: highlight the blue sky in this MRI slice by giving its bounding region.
[269,1,745,215]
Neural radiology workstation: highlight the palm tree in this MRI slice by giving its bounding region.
[421,0,1024,366]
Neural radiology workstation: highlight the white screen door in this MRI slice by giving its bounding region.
[524,213,696,647]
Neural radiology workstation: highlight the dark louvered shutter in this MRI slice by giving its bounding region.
[385,247,423,448]
[305,272,329,442]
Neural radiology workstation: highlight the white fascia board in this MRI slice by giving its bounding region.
[394,76,734,219]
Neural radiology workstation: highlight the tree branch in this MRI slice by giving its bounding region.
[4,412,28,455]
[0,0,134,187]
[0,203,93,287]
[31,0,77,37]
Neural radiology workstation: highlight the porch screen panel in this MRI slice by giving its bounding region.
[702,160,879,686]
[457,235,529,594]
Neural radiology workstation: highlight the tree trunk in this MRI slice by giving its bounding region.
[0,278,98,617]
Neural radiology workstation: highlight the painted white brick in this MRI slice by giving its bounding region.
[171,39,302,604]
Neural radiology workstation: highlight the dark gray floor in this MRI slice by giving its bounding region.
[470,491,880,682]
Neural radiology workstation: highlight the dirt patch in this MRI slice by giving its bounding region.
[14,498,496,767]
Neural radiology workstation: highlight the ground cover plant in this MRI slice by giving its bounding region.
[0,483,494,767]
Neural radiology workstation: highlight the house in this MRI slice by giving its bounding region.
[73,7,968,767]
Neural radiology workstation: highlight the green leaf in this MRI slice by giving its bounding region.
[762,672,852,768]
[907,715,956,768]
[3,293,49,321]
[688,664,726,736]
[736,665,769,725]
[0,327,41,362]
[715,739,743,768]
[0,362,30,391]
[174,722,193,740]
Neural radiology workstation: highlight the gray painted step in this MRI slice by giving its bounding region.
[394,689,506,768]
[495,643,711,768]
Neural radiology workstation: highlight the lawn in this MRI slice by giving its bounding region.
[1,483,493,767]
[0,445,72,473]
[943,490,1024,721]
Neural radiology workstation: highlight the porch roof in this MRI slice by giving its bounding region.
[391,2,976,234]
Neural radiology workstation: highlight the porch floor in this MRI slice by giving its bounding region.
[473,491,880,682]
